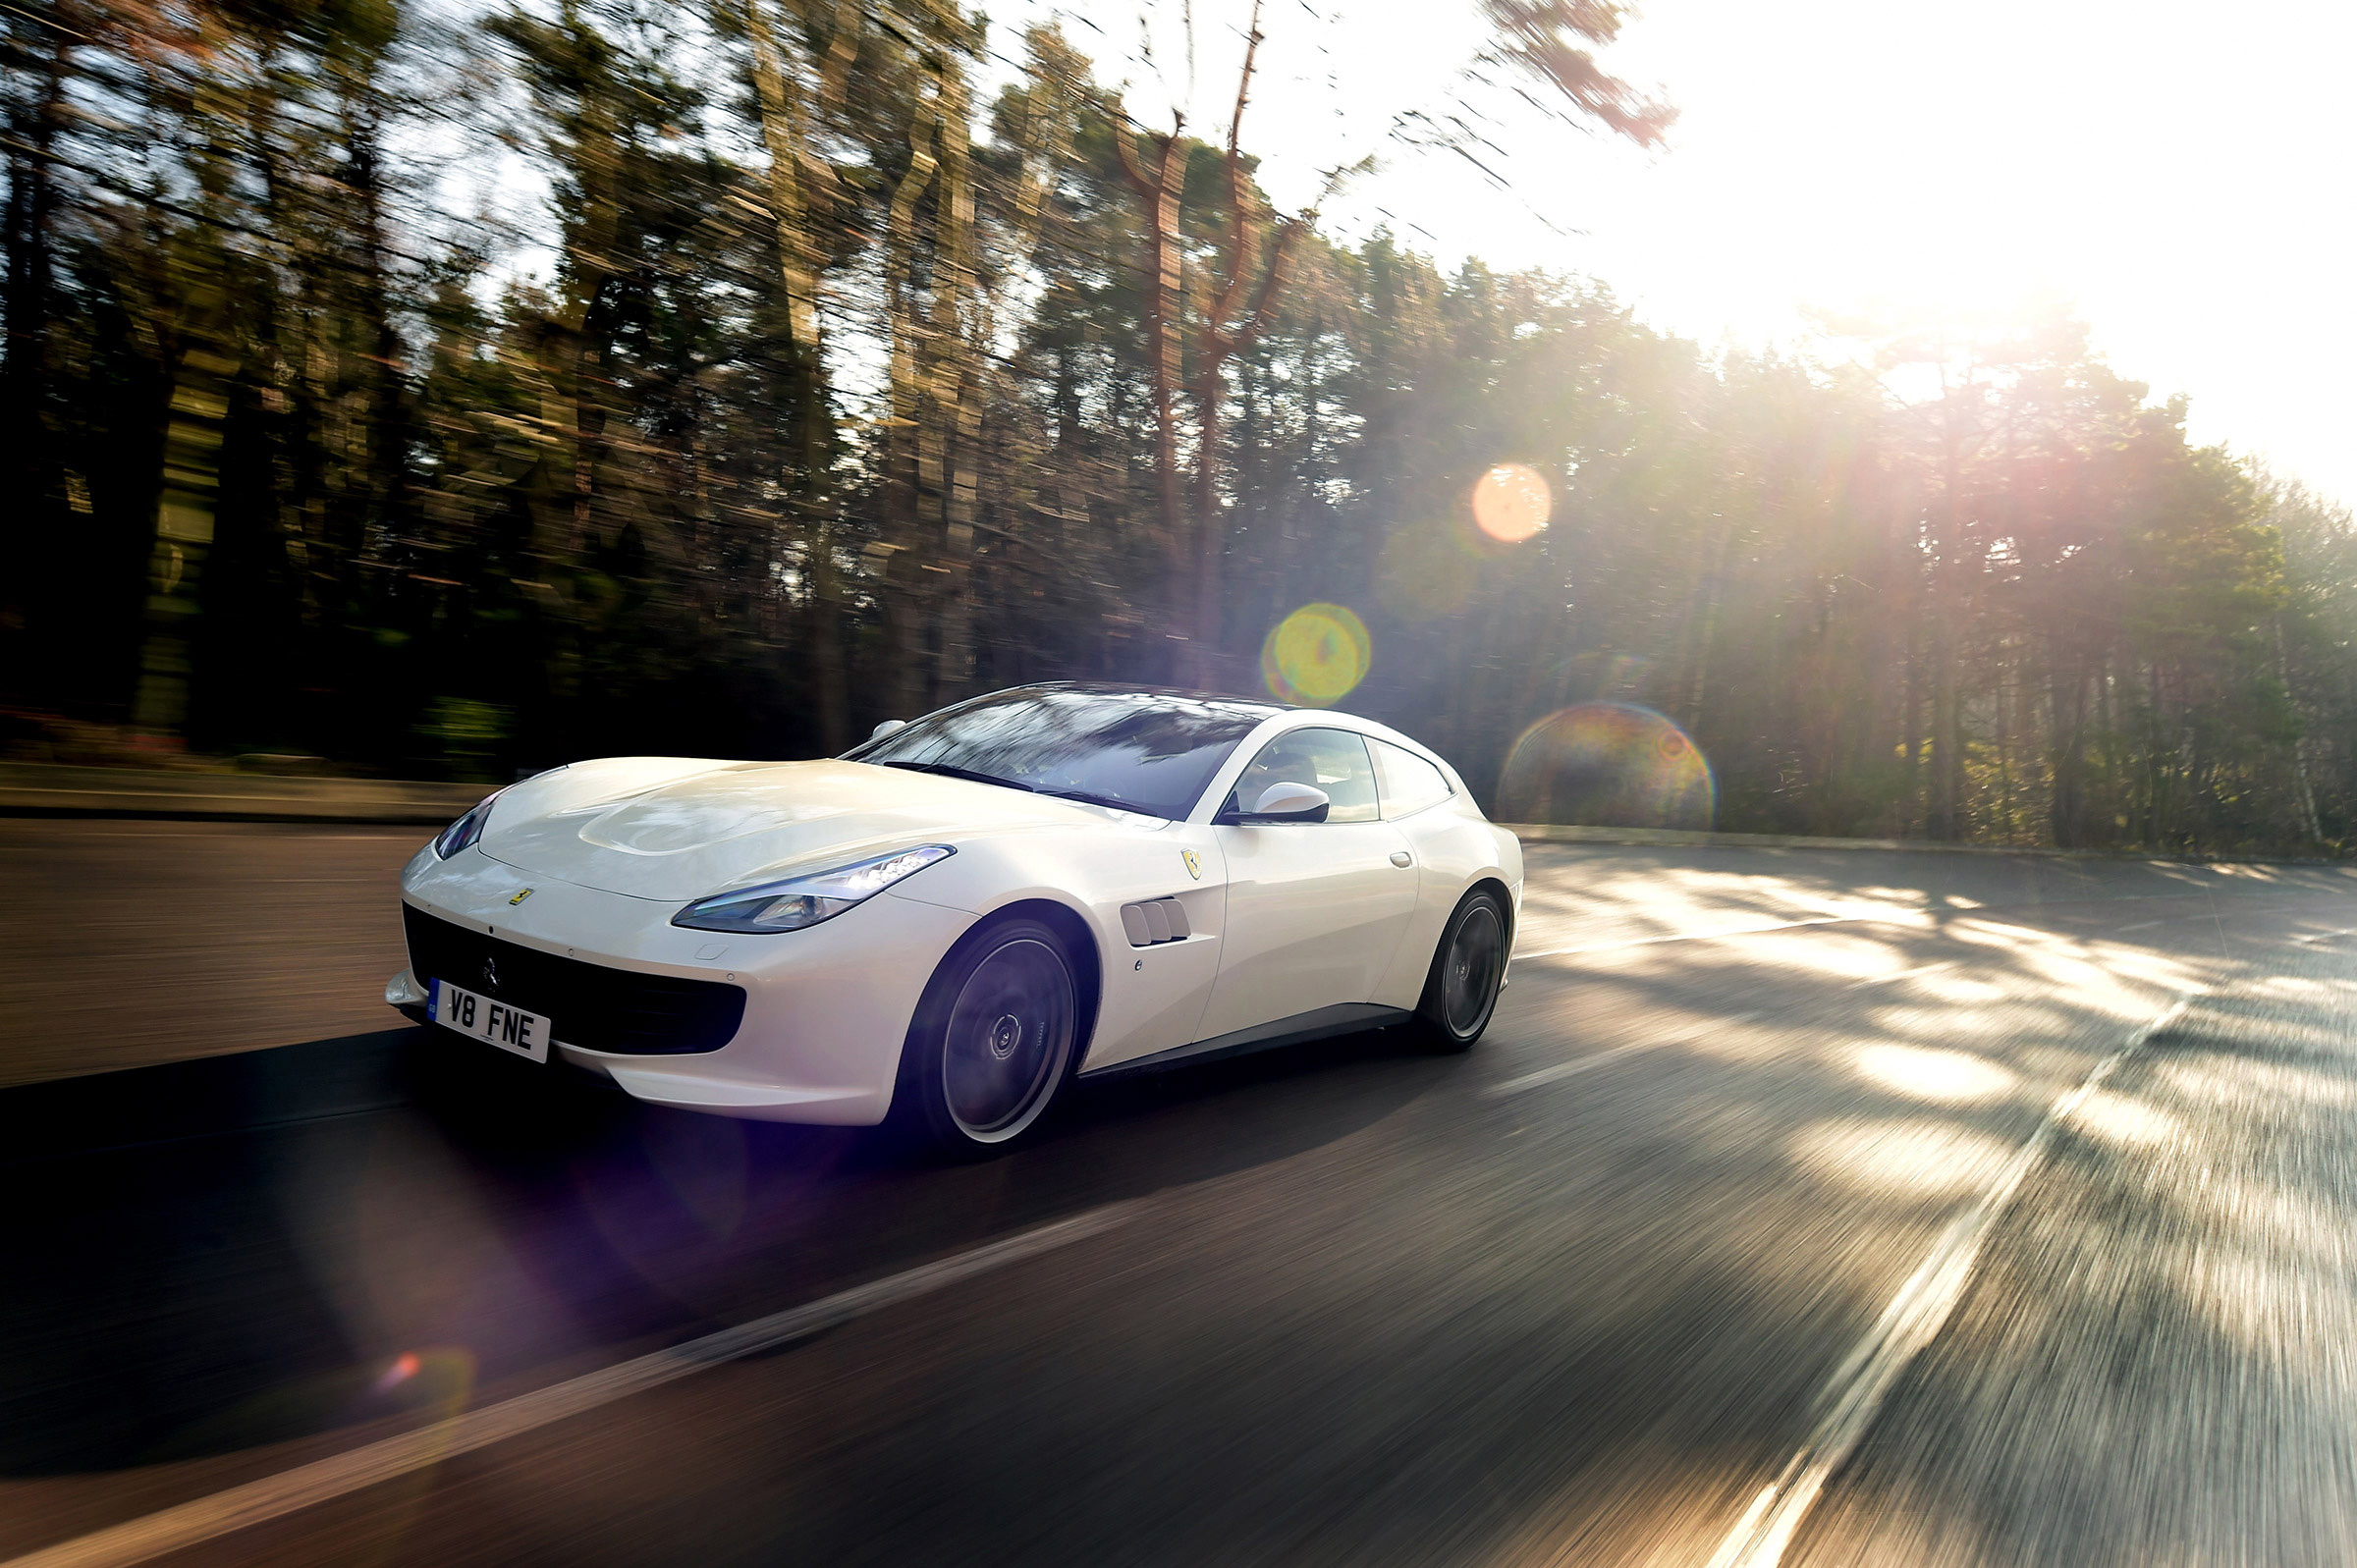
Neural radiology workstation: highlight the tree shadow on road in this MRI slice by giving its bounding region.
[3,843,2351,1568]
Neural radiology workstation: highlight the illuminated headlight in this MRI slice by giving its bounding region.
[673,845,956,934]
[433,790,503,859]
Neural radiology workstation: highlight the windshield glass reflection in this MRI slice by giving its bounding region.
[846,685,1277,820]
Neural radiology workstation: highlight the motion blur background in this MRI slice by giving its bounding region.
[17,12,2357,1566]
[4,0,2352,853]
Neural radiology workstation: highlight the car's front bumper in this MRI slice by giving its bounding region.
[394,845,975,1124]
[385,967,431,1025]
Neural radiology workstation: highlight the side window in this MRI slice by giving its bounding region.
[1371,739,1453,820]
[1229,729,1380,823]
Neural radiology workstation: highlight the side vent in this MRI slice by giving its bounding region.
[1120,897,1192,947]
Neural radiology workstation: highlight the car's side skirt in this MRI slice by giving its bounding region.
[1078,1002,1413,1080]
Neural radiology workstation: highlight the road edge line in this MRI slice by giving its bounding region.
[1701,990,2200,1568]
[2,1202,1143,1568]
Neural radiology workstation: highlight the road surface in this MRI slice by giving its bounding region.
[2,822,2354,1566]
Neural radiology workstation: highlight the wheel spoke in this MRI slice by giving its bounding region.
[941,938,1073,1140]
[1444,904,1503,1034]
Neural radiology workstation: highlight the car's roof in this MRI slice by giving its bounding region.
[880,681,1465,797]
[964,682,1443,754]
[1008,680,1290,714]
[971,682,1451,769]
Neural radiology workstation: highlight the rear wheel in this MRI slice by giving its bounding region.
[895,918,1078,1156]
[1415,888,1507,1053]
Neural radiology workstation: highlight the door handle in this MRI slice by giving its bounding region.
[1390,851,1413,868]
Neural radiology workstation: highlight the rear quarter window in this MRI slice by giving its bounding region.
[1372,739,1453,820]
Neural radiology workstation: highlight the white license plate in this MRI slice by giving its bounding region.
[428,978,553,1063]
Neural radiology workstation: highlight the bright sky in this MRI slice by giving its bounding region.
[1008,0,2357,509]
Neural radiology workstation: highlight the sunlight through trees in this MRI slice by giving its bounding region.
[0,0,2347,853]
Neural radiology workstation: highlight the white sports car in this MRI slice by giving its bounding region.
[388,684,1521,1154]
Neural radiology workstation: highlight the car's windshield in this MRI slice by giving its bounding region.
[846,686,1275,820]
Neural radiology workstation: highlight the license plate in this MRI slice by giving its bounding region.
[428,978,553,1063]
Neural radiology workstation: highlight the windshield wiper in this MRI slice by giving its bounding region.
[880,763,1149,815]
[1035,786,1155,816]
[880,761,1035,793]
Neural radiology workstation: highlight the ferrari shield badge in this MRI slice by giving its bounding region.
[1181,849,1201,881]
[509,888,534,905]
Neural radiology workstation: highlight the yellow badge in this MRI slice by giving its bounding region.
[1181,849,1201,881]
[509,888,534,905]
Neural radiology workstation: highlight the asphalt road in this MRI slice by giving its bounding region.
[0,820,419,1086]
[3,825,2356,1566]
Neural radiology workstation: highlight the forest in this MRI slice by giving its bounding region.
[4,0,2353,853]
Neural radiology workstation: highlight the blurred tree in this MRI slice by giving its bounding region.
[736,0,860,748]
[0,0,2337,855]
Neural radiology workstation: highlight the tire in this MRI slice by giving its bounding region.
[1415,888,1508,1053]
[893,917,1080,1157]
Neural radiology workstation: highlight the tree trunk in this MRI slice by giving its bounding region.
[742,0,851,749]
[1993,651,2014,840]
[1925,437,1966,840]
[2275,616,2324,842]
[0,37,66,702]
[1900,607,1924,836]
[2141,660,2164,849]
[1112,119,1191,675]
[1116,8,1308,692]
[1681,512,1736,726]
[2047,649,2088,849]
[1190,377,1226,682]
[132,333,240,735]
[926,65,976,705]
[0,37,62,460]
[879,71,940,721]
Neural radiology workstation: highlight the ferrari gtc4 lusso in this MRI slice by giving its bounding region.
[389,683,1522,1154]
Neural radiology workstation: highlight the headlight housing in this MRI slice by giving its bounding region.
[433,789,503,859]
[672,844,956,934]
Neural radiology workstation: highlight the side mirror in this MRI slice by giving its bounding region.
[1229,782,1330,824]
[868,719,907,741]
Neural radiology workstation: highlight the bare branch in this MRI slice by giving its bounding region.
[1204,0,1267,350]
[1226,0,1262,158]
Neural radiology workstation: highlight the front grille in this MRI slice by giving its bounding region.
[403,904,746,1056]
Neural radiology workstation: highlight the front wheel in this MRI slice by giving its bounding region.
[1415,888,1507,1053]
[894,918,1079,1156]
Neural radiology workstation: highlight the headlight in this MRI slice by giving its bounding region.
[433,789,503,859]
[672,844,956,934]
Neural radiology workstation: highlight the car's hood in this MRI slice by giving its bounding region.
[477,757,1134,900]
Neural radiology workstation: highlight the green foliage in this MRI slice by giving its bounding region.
[418,695,512,782]
[0,0,2340,852]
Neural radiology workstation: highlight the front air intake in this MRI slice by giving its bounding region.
[401,905,746,1055]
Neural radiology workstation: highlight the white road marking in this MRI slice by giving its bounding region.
[1487,1013,1761,1097]
[2113,920,2163,932]
[1,1203,1142,1568]
[1487,1043,1649,1096]
[1845,960,1956,990]
[1701,991,2200,1568]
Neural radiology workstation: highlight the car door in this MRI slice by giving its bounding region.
[1363,734,1487,1007]
[1192,727,1419,1042]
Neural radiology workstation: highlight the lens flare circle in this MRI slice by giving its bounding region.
[373,1351,423,1393]
[1496,702,1714,830]
[1471,463,1552,543]
[1261,603,1372,706]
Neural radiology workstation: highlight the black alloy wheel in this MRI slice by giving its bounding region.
[898,917,1079,1155]
[1417,888,1507,1053]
